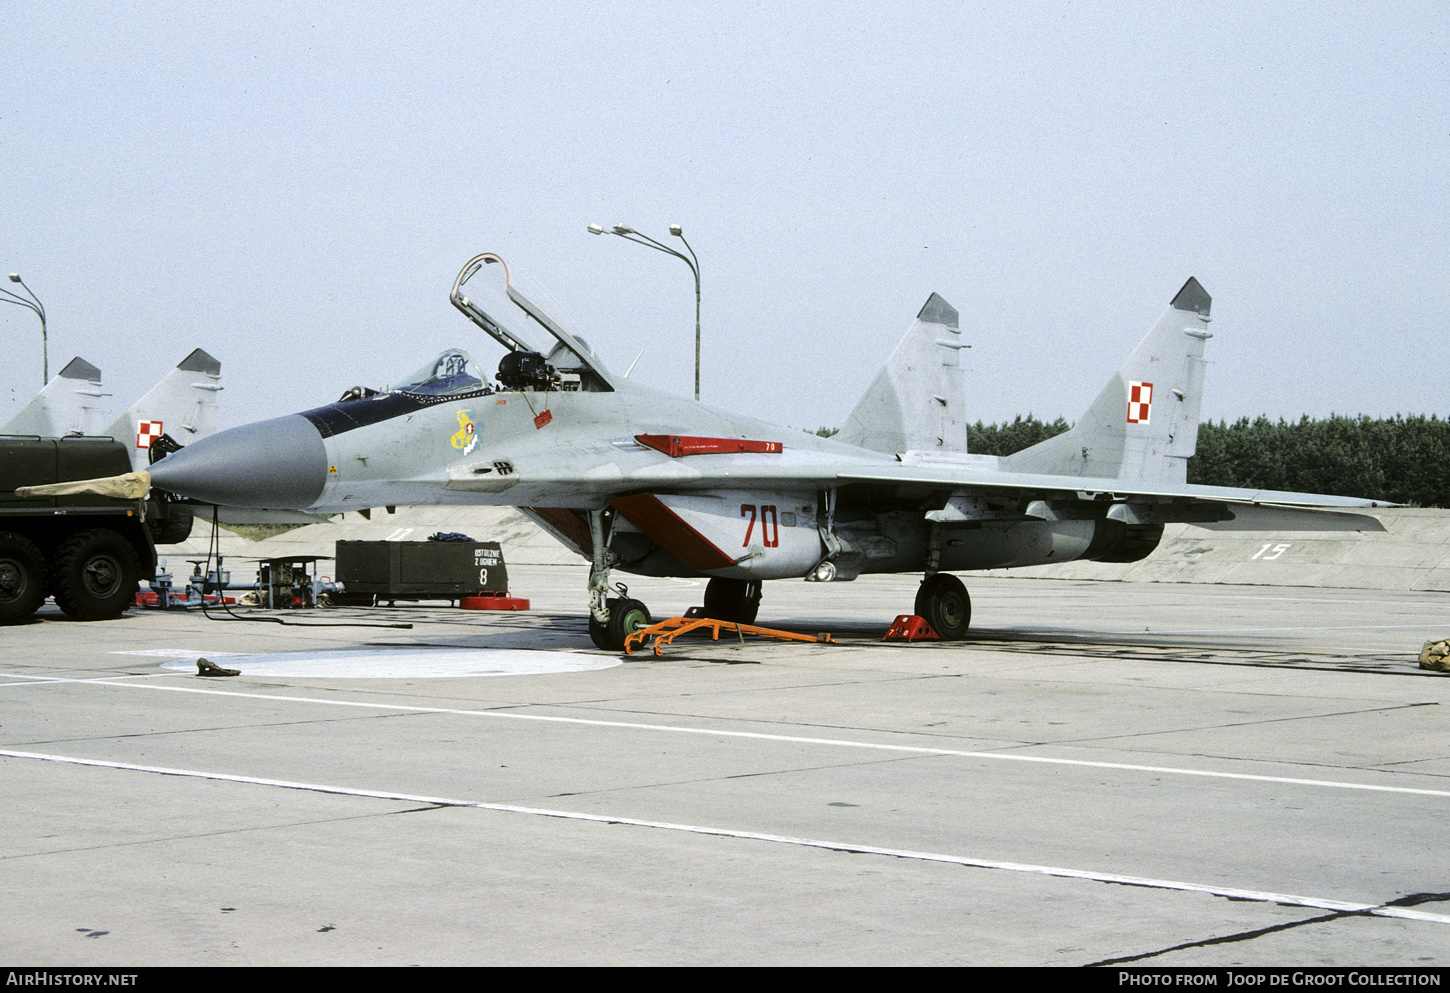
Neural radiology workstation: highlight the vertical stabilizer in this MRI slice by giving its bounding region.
[1003,278,1212,483]
[837,293,968,454]
[104,348,223,470]
[1,358,109,437]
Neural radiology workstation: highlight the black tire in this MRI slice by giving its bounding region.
[606,597,652,652]
[914,573,971,639]
[330,592,376,607]
[0,531,47,625]
[51,529,140,621]
[702,577,762,625]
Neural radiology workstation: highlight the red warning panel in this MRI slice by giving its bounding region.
[1126,382,1153,424]
[635,434,783,458]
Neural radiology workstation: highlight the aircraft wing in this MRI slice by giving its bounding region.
[440,435,1387,532]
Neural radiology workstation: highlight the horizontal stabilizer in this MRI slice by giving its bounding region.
[1194,504,1385,532]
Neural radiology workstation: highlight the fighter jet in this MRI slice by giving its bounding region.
[131,253,1385,649]
[1,357,110,438]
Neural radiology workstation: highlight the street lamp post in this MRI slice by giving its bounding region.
[4,273,48,385]
[588,223,701,401]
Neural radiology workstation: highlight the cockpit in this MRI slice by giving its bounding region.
[335,253,619,407]
[393,349,488,398]
[450,252,615,393]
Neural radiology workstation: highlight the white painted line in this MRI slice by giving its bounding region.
[1158,624,1450,635]
[111,650,245,657]
[5,673,1449,800]
[3,746,1446,926]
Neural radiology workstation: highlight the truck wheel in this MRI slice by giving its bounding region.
[0,531,47,624]
[52,529,140,621]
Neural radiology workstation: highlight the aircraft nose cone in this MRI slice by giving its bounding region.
[148,414,328,509]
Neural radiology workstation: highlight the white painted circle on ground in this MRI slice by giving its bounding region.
[158,648,619,678]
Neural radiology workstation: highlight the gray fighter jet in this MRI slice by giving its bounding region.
[137,253,1387,649]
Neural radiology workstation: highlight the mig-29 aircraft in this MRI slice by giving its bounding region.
[112,253,1386,650]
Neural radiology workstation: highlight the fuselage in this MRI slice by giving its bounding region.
[146,370,1134,584]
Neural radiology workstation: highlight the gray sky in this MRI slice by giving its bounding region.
[4,1,1446,436]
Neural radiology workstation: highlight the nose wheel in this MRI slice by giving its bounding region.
[589,597,653,652]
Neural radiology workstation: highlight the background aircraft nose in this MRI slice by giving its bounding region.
[147,414,329,509]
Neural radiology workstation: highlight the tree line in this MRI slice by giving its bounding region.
[965,414,1449,507]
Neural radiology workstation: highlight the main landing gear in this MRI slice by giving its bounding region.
[915,572,971,639]
[701,577,761,625]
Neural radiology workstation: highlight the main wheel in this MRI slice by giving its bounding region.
[606,597,653,652]
[0,531,47,624]
[51,529,140,621]
[702,577,762,625]
[914,573,971,639]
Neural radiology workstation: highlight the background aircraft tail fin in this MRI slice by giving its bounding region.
[837,293,968,454]
[103,348,223,471]
[1,357,109,438]
[1003,278,1212,483]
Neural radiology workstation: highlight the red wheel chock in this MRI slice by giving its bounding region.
[883,615,939,641]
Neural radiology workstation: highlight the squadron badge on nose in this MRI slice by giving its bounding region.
[451,409,479,455]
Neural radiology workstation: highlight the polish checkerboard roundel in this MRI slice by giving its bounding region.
[136,419,164,450]
[1126,382,1152,424]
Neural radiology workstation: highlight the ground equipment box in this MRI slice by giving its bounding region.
[334,540,507,604]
